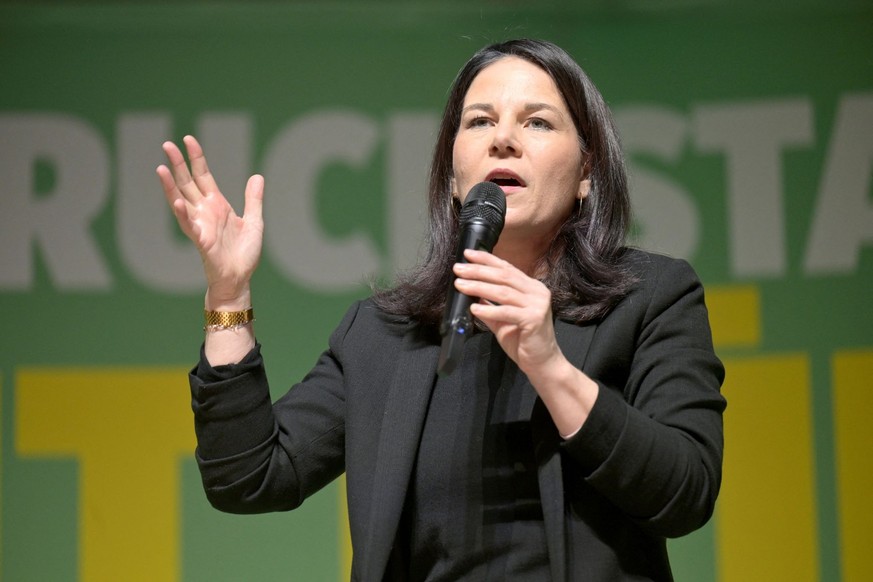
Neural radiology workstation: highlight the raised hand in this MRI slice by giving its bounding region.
[156,135,264,310]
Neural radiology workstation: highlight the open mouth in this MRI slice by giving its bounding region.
[485,170,525,188]
[489,177,522,187]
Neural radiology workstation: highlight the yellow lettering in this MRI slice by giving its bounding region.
[339,475,352,580]
[15,368,194,582]
[716,355,818,581]
[707,285,761,348]
[832,349,873,581]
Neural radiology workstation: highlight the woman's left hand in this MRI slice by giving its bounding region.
[452,249,562,376]
[455,248,599,436]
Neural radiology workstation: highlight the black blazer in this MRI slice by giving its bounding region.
[190,249,726,581]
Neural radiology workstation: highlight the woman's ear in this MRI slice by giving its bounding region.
[578,178,591,201]
[578,157,592,200]
[451,176,460,201]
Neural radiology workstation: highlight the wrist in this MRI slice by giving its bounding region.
[523,348,574,388]
[528,356,598,437]
[205,286,252,312]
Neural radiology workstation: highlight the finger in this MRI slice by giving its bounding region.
[162,140,201,203]
[454,277,526,307]
[458,249,529,281]
[157,162,199,237]
[243,174,265,223]
[170,198,198,241]
[462,248,509,267]
[183,135,221,196]
[471,300,555,343]
[467,304,503,337]
[158,162,201,230]
[156,164,182,206]
[453,260,535,294]
[160,139,185,166]
[469,300,529,326]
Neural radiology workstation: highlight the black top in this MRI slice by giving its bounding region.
[398,332,548,581]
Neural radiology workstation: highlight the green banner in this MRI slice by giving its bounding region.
[2,2,871,580]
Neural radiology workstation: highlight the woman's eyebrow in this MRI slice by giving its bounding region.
[461,102,565,119]
[523,102,566,119]
[461,103,494,115]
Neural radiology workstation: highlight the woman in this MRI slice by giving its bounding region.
[158,39,725,581]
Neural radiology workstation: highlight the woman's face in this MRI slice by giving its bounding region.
[452,56,589,244]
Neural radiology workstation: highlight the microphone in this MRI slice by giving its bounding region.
[437,181,506,376]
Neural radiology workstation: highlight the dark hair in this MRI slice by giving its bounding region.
[373,38,636,326]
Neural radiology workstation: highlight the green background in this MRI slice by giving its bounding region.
[2,1,871,580]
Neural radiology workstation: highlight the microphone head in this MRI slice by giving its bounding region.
[459,181,506,231]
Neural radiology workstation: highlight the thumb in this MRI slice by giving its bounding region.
[243,174,265,223]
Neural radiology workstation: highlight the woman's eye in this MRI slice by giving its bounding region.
[467,116,490,128]
[528,118,553,130]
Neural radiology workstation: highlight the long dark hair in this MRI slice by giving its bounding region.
[373,39,636,326]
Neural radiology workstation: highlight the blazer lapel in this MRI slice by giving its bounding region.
[358,319,596,581]
[361,332,440,582]
[531,319,597,582]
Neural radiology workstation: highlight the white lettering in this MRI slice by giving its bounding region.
[263,111,381,290]
[805,94,873,273]
[0,114,111,290]
[694,99,813,277]
[4,95,865,295]
[616,106,699,260]
[386,113,439,275]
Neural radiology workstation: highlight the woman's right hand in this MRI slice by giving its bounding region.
[156,135,264,311]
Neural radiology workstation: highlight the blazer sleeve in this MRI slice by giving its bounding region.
[562,253,726,538]
[188,301,364,514]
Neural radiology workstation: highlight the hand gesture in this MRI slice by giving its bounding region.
[452,249,562,375]
[156,136,264,309]
[453,249,597,435]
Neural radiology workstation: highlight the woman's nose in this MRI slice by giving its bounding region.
[489,122,521,157]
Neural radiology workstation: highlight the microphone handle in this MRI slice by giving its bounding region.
[437,221,500,376]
